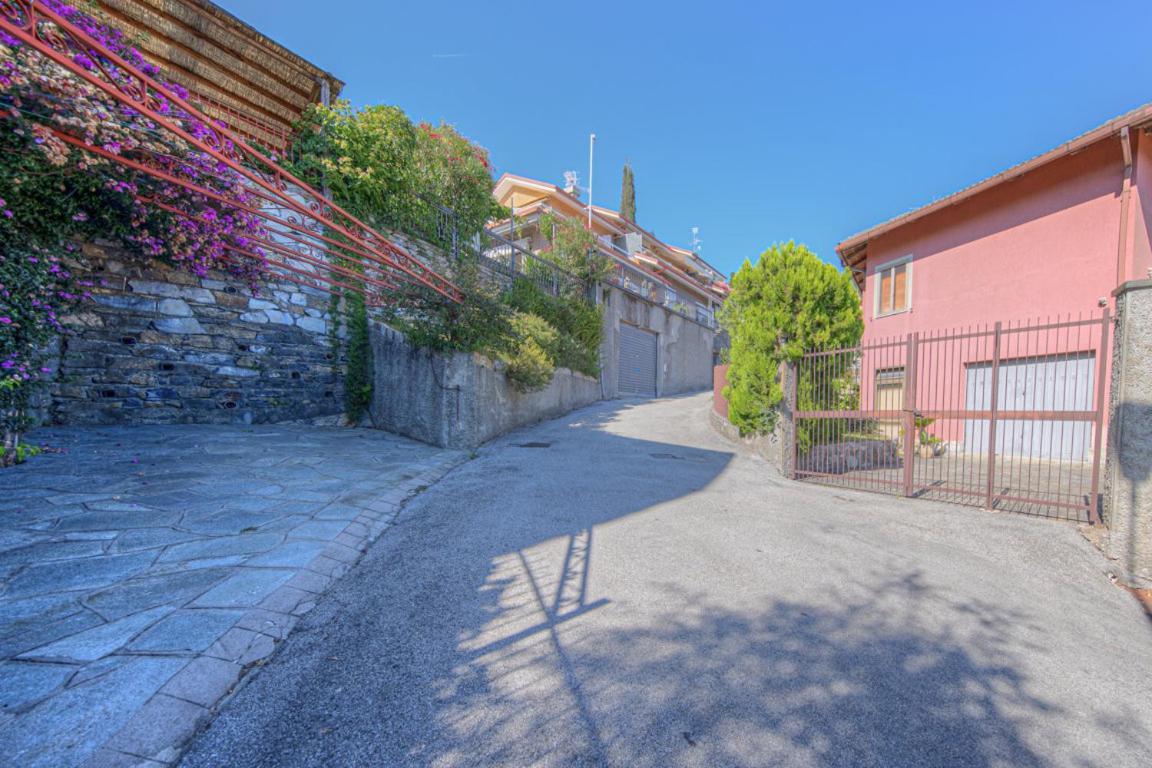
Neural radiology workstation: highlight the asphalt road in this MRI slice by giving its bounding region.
[181,394,1152,768]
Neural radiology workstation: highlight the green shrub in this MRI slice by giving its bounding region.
[719,241,862,437]
[0,441,41,468]
[286,103,502,243]
[503,279,602,376]
[499,313,557,392]
[536,213,613,285]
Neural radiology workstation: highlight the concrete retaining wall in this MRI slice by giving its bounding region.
[598,285,715,398]
[368,323,601,449]
[1104,280,1152,587]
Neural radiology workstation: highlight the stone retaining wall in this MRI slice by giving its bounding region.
[47,239,343,426]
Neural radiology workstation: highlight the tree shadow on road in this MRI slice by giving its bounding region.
[179,397,1152,768]
[425,563,1152,768]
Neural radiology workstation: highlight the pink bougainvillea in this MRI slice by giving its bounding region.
[0,1,272,458]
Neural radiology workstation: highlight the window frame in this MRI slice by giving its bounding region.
[872,254,913,318]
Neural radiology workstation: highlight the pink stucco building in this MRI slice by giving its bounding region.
[838,102,1152,338]
[833,103,1152,463]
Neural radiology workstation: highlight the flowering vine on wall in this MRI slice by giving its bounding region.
[0,0,272,464]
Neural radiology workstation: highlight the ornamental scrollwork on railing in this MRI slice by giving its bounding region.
[0,0,33,30]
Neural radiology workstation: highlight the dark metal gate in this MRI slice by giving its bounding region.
[790,313,1110,523]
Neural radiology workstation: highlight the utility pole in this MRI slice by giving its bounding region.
[587,132,596,227]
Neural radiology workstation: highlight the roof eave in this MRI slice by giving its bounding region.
[835,102,1152,275]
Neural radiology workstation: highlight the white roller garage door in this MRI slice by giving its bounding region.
[963,353,1094,460]
[618,324,657,397]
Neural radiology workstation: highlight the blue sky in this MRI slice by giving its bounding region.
[220,0,1152,278]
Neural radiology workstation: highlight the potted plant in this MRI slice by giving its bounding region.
[915,416,946,458]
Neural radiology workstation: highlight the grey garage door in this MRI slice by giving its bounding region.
[618,324,657,397]
[963,353,1095,460]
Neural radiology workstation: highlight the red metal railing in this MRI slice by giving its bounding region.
[0,0,463,307]
[186,89,294,153]
[790,313,1110,523]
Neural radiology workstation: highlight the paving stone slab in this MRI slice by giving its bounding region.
[0,540,108,566]
[231,609,298,641]
[127,609,247,654]
[204,627,277,667]
[258,585,316,616]
[84,569,232,621]
[287,519,349,541]
[191,568,295,608]
[0,656,187,768]
[56,510,181,532]
[179,511,288,536]
[159,656,243,708]
[68,655,130,688]
[111,529,202,553]
[156,533,282,563]
[0,609,105,659]
[312,503,363,521]
[19,606,174,662]
[0,593,85,633]
[0,662,77,712]
[103,693,208,763]
[245,540,329,568]
[4,552,158,599]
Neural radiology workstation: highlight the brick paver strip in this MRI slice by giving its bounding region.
[0,424,467,767]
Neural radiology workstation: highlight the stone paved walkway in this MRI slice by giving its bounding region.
[0,424,466,768]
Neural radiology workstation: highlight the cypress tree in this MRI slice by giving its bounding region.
[620,162,636,222]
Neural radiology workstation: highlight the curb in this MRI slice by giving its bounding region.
[706,406,786,477]
[79,450,470,768]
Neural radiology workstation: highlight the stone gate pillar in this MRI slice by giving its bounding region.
[1105,280,1152,587]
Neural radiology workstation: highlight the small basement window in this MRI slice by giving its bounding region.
[874,256,912,317]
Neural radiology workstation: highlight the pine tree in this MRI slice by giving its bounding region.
[620,162,636,221]
[719,242,863,438]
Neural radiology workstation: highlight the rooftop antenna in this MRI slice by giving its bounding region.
[587,133,596,227]
[563,170,580,197]
[691,226,703,253]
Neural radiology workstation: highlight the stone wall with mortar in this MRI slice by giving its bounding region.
[1104,280,1152,587]
[46,239,343,426]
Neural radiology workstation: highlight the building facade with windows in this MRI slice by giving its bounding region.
[834,102,1152,458]
[491,174,729,328]
[838,102,1152,340]
[491,173,727,397]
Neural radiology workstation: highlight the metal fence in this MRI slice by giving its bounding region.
[601,258,717,329]
[392,197,587,299]
[790,313,1111,523]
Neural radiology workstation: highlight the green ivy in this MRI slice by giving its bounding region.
[343,289,372,421]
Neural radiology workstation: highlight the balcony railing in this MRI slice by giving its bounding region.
[393,196,586,299]
[603,260,716,329]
